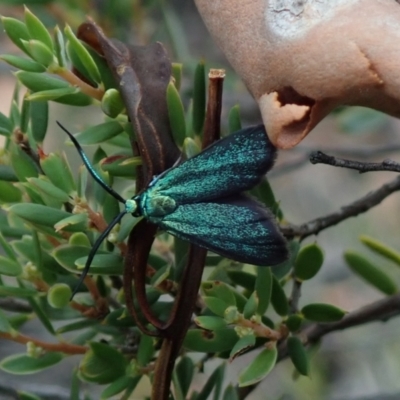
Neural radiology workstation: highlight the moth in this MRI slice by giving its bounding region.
[57,122,288,293]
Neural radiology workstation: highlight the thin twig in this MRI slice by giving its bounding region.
[271,142,400,177]
[0,332,87,355]
[281,175,400,240]
[310,151,400,173]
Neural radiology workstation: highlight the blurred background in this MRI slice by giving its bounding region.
[0,1,400,399]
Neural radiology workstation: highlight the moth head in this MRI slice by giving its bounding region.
[125,199,138,214]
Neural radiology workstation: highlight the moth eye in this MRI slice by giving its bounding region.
[150,195,176,216]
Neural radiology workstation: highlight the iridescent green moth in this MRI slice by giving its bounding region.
[57,122,288,293]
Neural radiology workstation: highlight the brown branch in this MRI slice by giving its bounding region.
[281,175,400,240]
[271,142,400,178]
[0,332,87,355]
[310,151,400,173]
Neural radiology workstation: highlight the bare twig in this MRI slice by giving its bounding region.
[271,142,400,177]
[281,175,400,240]
[310,151,400,173]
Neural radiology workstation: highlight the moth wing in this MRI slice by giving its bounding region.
[156,195,288,266]
[151,125,276,205]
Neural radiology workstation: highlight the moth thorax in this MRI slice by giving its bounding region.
[125,199,137,214]
[150,195,176,216]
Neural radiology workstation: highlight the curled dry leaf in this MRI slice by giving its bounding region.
[195,0,400,148]
[77,20,180,182]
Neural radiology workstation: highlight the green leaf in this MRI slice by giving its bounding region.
[7,203,71,228]
[0,286,37,297]
[301,303,346,323]
[9,142,39,181]
[0,309,13,333]
[255,267,272,315]
[54,25,67,67]
[0,256,22,276]
[0,111,13,136]
[16,71,65,91]
[167,81,186,147]
[65,25,101,84]
[16,71,91,106]
[101,376,140,400]
[0,231,18,261]
[24,6,54,52]
[294,243,324,281]
[22,39,53,67]
[201,281,236,307]
[192,60,205,135]
[175,356,194,398]
[171,63,183,91]
[223,385,239,400]
[229,334,256,360]
[74,121,124,145]
[227,270,256,291]
[344,250,398,295]
[228,105,242,133]
[26,296,55,334]
[40,152,76,194]
[360,235,400,267]
[203,296,230,317]
[196,364,225,400]
[101,88,125,118]
[271,275,289,316]
[16,392,41,400]
[238,346,277,386]
[56,319,99,334]
[47,283,72,308]
[285,314,303,332]
[30,100,48,143]
[100,155,140,178]
[27,177,70,202]
[184,328,239,353]
[183,137,200,158]
[1,17,31,54]
[287,336,309,376]
[0,165,18,181]
[80,342,127,384]
[0,54,46,72]
[0,181,22,203]
[243,292,258,319]
[27,87,80,101]
[53,245,124,275]
[137,334,154,367]
[195,316,227,331]
[0,352,63,374]
[55,214,88,234]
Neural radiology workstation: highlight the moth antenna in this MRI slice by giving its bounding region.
[57,121,126,204]
[70,210,127,300]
